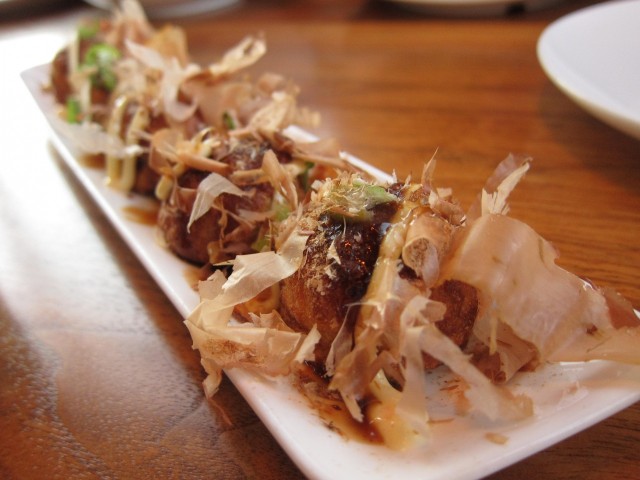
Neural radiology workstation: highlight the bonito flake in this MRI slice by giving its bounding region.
[185,155,639,449]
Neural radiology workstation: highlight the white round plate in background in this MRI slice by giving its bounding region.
[383,0,564,17]
[537,0,640,141]
[83,0,239,20]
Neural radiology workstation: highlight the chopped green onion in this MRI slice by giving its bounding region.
[298,161,315,192]
[66,97,82,124]
[274,202,291,222]
[82,43,121,91]
[77,22,99,40]
[331,180,396,208]
[222,111,236,130]
[356,181,397,206]
[251,235,270,253]
[328,180,397,221]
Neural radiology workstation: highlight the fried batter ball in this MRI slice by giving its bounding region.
[280,182,478,367]
[157,139,290,265]
[280,205,394,361]
[423,279,478,368]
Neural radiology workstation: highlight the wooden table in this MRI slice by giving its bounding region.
[1,0,638,478]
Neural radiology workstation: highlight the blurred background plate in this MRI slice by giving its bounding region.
[83,0,240,19]
[382,0,564,16]
[0,0,73,17]
[537,0,640,141]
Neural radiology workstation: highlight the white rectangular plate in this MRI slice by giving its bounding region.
[23,63,640,480]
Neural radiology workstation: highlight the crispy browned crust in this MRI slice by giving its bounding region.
[158,199,222,265]
[158,169,215,264]
[133,160,161,196]
[280,201,397,362]
[50,49,71,104]
[422,279,478,369]
[128,104,166,196]
[157,140,280,265]
[50,43,111,108]
[281,221,381,361]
